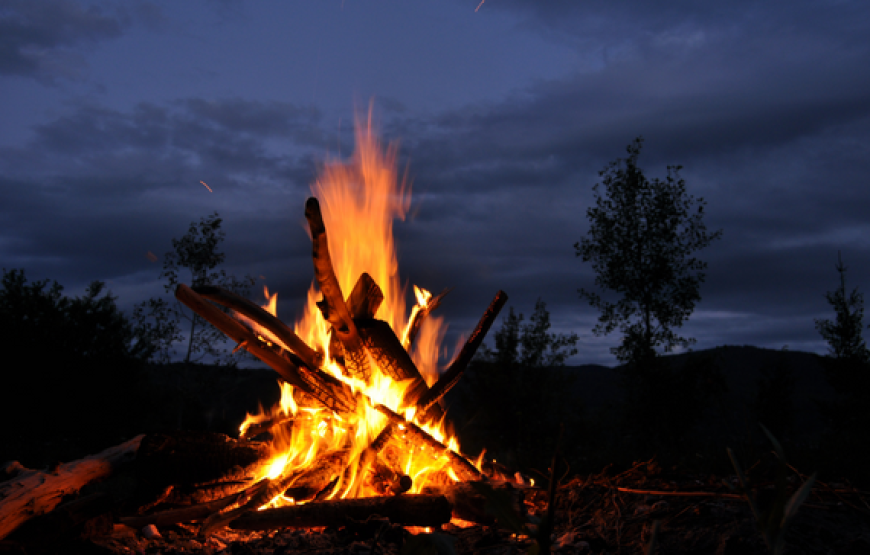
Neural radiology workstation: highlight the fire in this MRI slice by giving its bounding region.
[238,112,464,508]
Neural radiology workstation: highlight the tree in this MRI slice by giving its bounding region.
[0,269,148,463]
[454,299,579,470]
[575,137,724,451]
[136,212,254,365]
[814,251,869,366]
[575,137,722,366]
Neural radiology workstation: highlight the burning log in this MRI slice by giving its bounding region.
[374,405,482,482]
[348,272,384,319]
[0,435,143,541]
[305,197,373,383]
[193,284,322,372]
[403,287,451,350]
[228,494,452,530]
[416,290,508,415]
[176,283,357,414]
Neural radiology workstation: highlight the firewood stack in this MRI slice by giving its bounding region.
[0,197,514,544]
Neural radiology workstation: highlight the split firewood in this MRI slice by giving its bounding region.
[416,290,508,415]
[421,481,525,526]
[0,435,143,541]
[356,318,440,418]
[228,494,452,530]
[176,284,357,414]
[305,197,374,383]
[193,284,323,371]
[374,405,482,482]
[347,272,384,319]
[403,287,451,350]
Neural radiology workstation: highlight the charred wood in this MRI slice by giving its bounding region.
[374,405,482,482]
[421,481,524,526]
[305,197,372,383]
[416,290,508,415]
[403,287,451,350]
[0,435,143,541]
[176,284,357,414]
[193,284,322,371]
[228,494,452,530]
[347,272,384,320]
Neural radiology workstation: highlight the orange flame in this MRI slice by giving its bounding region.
[241,111,466,507]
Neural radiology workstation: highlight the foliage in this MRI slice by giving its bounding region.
[0,268,148,463]
[813,251,870,482]
[136,212,254,365]
[727,425,816,555]
[575,136,722,366]
[814,251,870,365]
[453,299,579,470]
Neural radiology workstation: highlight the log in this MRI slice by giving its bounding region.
[421,481,525,526]
[403,287,451,350]
[374,405,482,482]
[347,272,384,320]
[228,494,452,530]
[305,197,373,383]
[193,284,322,371]
[0,435,143,541]
[176,284,357,414]
[416,290,508,414]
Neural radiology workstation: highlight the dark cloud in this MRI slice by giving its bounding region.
[0,0,131,81]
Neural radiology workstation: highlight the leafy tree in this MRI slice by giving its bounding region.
[575,137,723,451]
[136,212,254,365]
[575,136,722,366]
[454,299,580,470]
[0,269,148,464]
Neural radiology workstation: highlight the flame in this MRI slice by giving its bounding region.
[239,111,468,508]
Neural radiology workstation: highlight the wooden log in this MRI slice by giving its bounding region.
[305,197,373,383]
[176,284,357,414]
[347,272,384,320]
[374,405,482,482]
[0,435,143,541]
[403,287,451,350]
[119,489,245,529]
[193,284,322,371]
[421,481,525,526]
[416,290,508,415]
[228,494,452,530]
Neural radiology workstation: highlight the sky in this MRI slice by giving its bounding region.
[1,0,869,367]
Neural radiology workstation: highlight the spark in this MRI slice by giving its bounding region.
[146,251,158,263]
[200,180,213,193]
[475,0,485,12]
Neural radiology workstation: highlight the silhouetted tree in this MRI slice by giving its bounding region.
[814,251,869,366]
[456,299,579,471]
[0,269,148,464]
[136,212,254,365]
[575,137,722,366]
[814,252,870,481]
[575,137,723,450]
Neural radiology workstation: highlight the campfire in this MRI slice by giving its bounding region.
[165,118,511,530]
[0,117,521,549]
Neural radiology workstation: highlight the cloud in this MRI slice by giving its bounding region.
[0,0,140,82]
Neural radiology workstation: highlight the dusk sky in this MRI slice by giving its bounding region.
[2,0,869,367]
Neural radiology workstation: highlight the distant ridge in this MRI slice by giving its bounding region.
[564,345,835,441]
